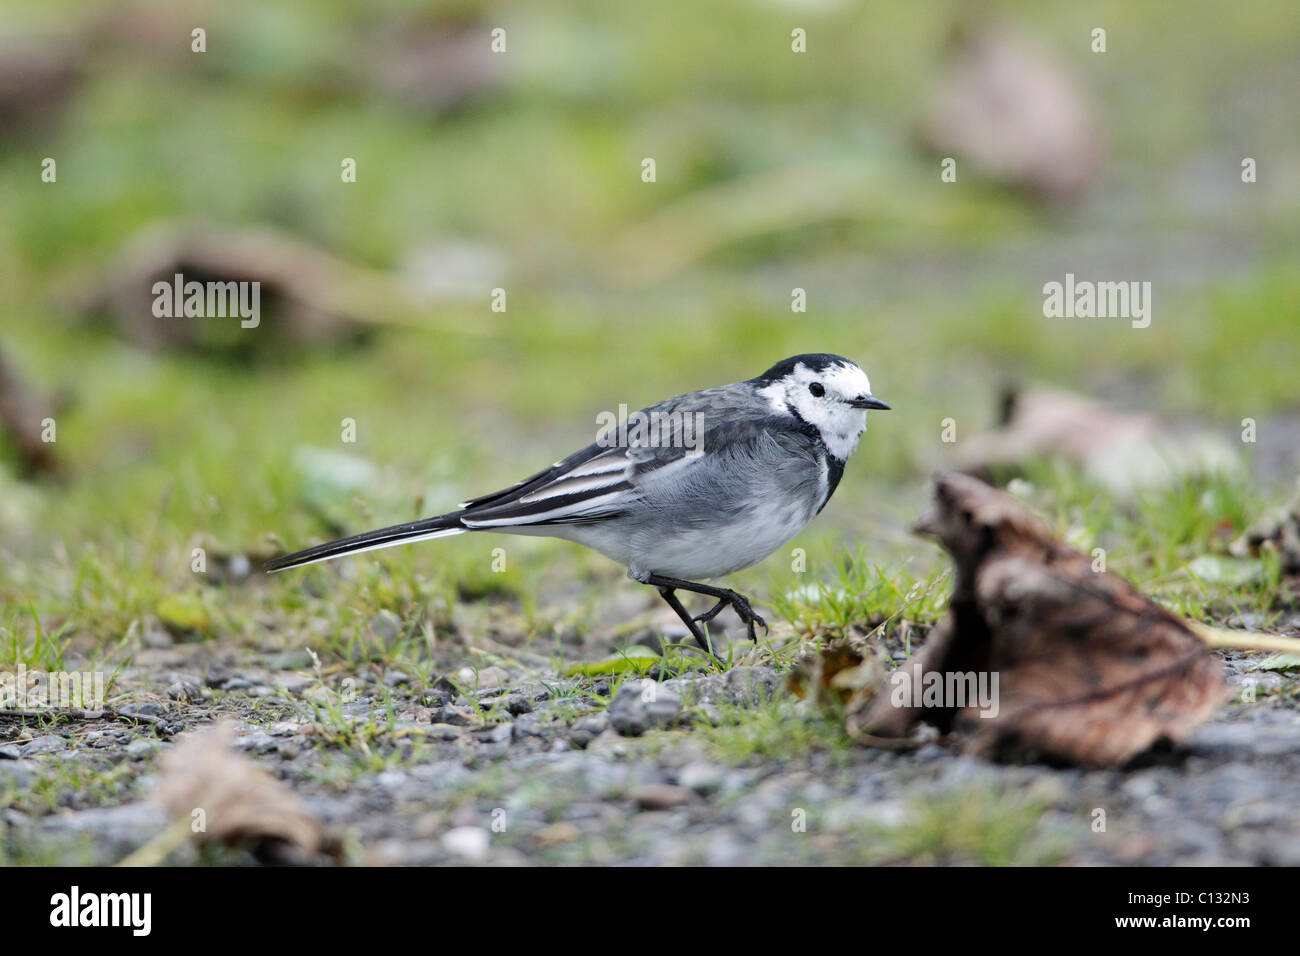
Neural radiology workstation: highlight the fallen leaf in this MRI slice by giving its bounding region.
[1185,554,1269,587]
[788,641,886,713]
[154,593,211,636]
[857,473,1230,765]
[1231,477,1300,576]
[362,18,510,112]
[950,386,1236,497]
[564,644,661,677]
[917,18,1102,203]
[64,223,424,354]
[0,343,61,477]
[153,722,323,859]
[1253,654,1300,673]
[0,36,84,137]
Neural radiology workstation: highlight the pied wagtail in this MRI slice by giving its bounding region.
[266,354,889,654]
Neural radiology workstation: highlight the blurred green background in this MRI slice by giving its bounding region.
[1,0,1297,656]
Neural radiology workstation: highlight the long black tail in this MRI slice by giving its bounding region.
[263,513,467,573]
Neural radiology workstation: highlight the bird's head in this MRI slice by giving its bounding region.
[752,353,890,460]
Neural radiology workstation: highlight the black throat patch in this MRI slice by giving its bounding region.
[818,454,846,514]
[782,399,845,514]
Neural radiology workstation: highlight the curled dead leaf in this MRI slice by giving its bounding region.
[788,641,886,714]
[858,474,1230,766]
[0,36,84,137]
[917,19,1102,203]
[153,722,325,860]
[1231,477,1300,577]
[0,342,61,477]
[949,387,1236,498]
[64,223,419,354]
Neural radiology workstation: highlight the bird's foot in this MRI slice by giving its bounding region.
[693,590,767,643]
[692,597,729,624]
[733,594,768,643]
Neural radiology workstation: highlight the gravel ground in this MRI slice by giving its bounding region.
[4,623,1298,866]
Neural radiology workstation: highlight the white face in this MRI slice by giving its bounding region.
[758,359,877,460]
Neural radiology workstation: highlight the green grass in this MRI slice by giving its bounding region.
[2,608,72,673]
[769,556,951,643]
[643,696,858,766]
[4,756,142,816]
[872,787,1069,866]
[1005,462,1289,621]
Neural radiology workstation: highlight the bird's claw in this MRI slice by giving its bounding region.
[692,591,766,644]
[692,597,729,624]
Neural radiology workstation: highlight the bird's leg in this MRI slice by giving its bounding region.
[657,587,722,658]
[645,574,768,644]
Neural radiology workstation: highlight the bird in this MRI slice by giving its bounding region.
[265,353,890,655]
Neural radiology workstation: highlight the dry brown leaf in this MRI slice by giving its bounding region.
[65,223,418,353]
[154,722,323,857]
[950,386,1235,497]
[788,641,886,713]
[917,19,1101,203]
[363,18,510,111]
[0,37,83,137]
[0,343,60,477]
[858,473,1230,765]
[1231,477,1300,576]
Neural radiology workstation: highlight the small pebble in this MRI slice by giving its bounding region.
[631,783,693,811]
[442,826,490,863]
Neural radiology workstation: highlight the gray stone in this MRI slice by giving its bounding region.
[662,666,779,707]
[586,728,630,757]
[274,675,313,695]
[1188,720,1300,759]
[118,701,164,717]
[0,760,35,787]
[512,714,546,739]
[631,783,693,810]
[422,677,458,705]
[409,761,475,788]
[503,694,533,715]
[41,802,169,856]
[266,649,314,671]
[21,735,68,756]
[125,738,160,759]
[678,762,724,794]
[429,706,476,726]
[233,732,279,754]
[570,714,610,747]
[441,826,489,862]
[426,723,465,740]
[609,679,682,736]
[474,723,513,744]
[166,679,201,702]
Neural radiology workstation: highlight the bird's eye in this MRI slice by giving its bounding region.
[808,382,825,397]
